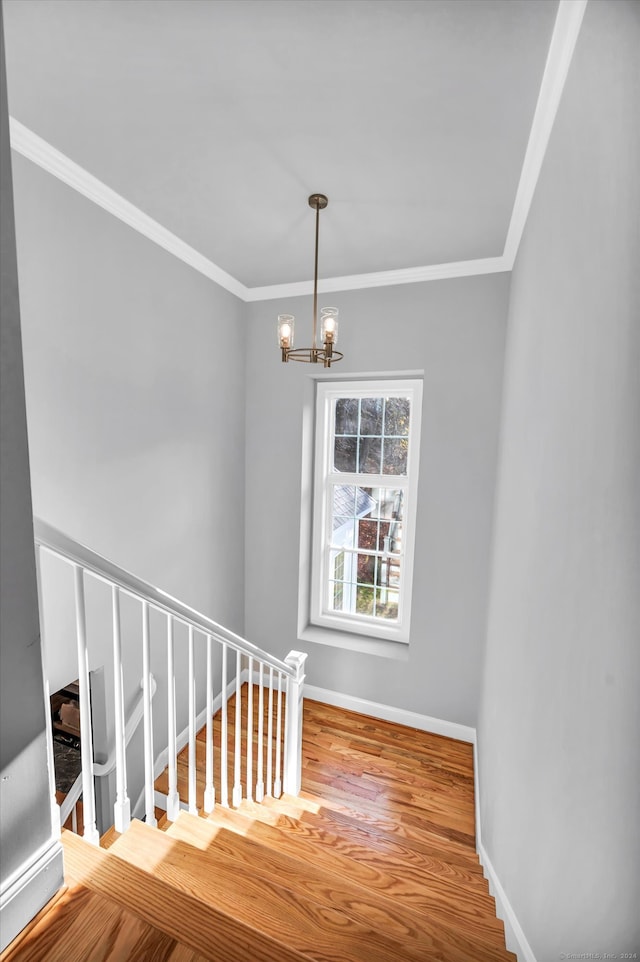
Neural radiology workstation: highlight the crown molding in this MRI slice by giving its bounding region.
[8,118,249,301]
[502,0,588,268]
[8,0,586,300]
[244,256,509,301]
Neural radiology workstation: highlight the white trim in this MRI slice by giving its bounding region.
[7,122,507,296]
[474,741,538,962]
[0,837,64,953]
[304,684,476,745]
[8,118,248,301]
[473,740,482,850]
[477,840,538,962]
[245,257,508,300]
[7,0,586,301]
[502,0,588,267]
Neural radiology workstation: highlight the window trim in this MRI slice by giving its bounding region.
[309,377,423,645]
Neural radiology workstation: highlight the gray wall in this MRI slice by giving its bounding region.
[0,10,63,949]
[245,275,509,728]
[478,0,640,955]
[11,153,246,821]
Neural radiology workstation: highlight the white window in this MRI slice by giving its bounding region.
[310,378,422,644]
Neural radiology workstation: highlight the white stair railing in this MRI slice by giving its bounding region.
[34,518,307,846]
[59,675,156,830]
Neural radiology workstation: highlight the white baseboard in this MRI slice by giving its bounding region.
[476,839,537,962]
[0,837,64,953]
[304,684,476,745]
[474,740,536,962]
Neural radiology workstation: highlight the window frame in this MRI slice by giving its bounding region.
[310,377,423,645]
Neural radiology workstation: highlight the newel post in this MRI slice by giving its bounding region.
[283,650,308,796]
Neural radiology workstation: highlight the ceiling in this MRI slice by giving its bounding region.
[3,0,561,293]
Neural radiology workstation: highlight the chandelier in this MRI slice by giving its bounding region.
[277,194,343,368]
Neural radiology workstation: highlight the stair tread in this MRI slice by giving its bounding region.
[168,809,504,952]
[112,820,419,962]
[113,819,513,962]
[60,829,311,962]
[300,769,477,848]
[208,800,491,902]
[1,881,213,962]
[264,791,484,871]
[245,798,485,885]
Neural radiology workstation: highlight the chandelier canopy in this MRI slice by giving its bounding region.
[277,194,343,368]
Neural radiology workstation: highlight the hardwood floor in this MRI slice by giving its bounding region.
[1,692,515,962]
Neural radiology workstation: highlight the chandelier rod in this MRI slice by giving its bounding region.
[312,199,320,351]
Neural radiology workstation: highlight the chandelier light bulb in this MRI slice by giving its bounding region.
[278,314,295,354]
[321,307,339,346]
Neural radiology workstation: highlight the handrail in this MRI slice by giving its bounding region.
[59,675,156,826]
[34,517,293,677]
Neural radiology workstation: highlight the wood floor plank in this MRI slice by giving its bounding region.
[306,733,476,796]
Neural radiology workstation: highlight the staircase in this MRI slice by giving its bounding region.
[3,695,517,962]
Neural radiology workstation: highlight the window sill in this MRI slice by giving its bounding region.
[298,623,409,661]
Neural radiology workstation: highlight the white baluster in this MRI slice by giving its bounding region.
[34,544,62,837]
[246,657,253,802]
[188,625,197,815]
[204,633,215,813]
[232,651,242,807]
[71,804,78,835]
[166,614,180,822]
[142,600,157,828]
[73,566,99,844]
[274,671,283,798]
[220,644,229,807]
[256,662,265,802]
[283,651,308,797]
[111,586,130,833]
[267,666,274,796]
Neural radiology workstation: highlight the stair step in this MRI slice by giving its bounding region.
[1,877,212,962]
[61,828,310,962]
[246,798,485,890]
[171,808,509,960]
[211,798,491,904]
[300,767,477,848]
[113,818,505,962]
[100,825,120,849]
[262,791,484,872]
